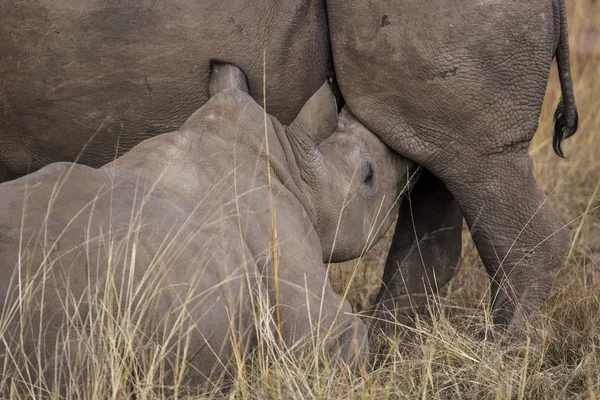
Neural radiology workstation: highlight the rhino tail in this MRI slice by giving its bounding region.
[552,0,579,158]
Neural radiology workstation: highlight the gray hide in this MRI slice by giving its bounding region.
[327,0,578,333]
[0,0,331,181]
[0,64,415,393]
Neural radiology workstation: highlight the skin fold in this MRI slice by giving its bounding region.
[0,64,415,393]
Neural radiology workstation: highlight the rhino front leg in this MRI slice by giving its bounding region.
[449,152,571,333]
[371,168,463,333]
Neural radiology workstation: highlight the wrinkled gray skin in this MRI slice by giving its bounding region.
[327,0,578,333]
[0,64,415,392]
[0,0,332,181]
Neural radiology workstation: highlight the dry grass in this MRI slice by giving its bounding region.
[1,0,598,398]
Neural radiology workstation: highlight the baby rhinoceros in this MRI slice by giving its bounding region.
[0,64,415,394]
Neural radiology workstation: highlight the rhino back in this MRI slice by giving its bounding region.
[0,0,331,180]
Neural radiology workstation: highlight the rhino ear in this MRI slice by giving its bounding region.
[209,61,250,97]
[287,82,338,145]
[285,82,338,189]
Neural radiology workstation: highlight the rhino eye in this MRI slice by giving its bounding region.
[363,162,374,185]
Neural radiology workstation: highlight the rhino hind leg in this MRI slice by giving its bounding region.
[208,61,250,97]
[370,169,463,340]
[445,152,572,336]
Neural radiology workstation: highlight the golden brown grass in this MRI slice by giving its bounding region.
[1,0,598,398]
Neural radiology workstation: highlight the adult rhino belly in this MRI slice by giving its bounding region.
[0,0,331,179]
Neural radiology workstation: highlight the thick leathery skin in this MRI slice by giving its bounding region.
[0,0,331,178]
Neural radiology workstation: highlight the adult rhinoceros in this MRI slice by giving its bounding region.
[0,0,578,333]
[327,0,579,333]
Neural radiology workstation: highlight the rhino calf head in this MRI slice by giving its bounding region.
[284,82,416,263]
[207,63,417,263]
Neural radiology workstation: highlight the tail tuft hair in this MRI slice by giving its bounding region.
[553,98,579,158]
